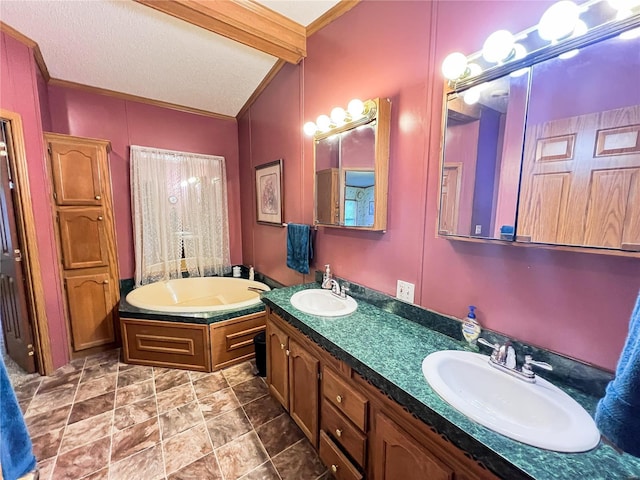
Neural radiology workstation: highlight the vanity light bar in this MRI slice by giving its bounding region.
[442,0,640,86]
[303,99,378,140]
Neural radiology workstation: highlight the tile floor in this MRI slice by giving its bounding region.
[14,350,330,480]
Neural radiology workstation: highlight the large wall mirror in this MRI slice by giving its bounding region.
[438,10,640,255]
[313,97,391,231]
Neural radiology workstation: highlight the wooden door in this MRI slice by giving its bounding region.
[517,105,640,250]
[439,163,462,235]
[372,413,454,480]
[0,124,35,372]
[49,141,103,206]
[316,168,339,224]
[266,318,290,409]
[64,272,115,351]
[58,208,108,269]
[289,336,320,446]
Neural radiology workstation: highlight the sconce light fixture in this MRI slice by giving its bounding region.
[441,0,640,87]
[303,98,377,139]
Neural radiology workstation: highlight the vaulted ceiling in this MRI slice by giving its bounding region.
[0,0,357,118]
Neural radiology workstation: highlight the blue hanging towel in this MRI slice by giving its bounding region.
[0,356,37,480]
[595,290,640,457]
[286,223,314,274]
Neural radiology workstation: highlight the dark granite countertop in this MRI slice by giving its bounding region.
[260,283,640,480]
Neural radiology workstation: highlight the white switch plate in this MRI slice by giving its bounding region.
[475,225,482,235]
[396,280,415,304]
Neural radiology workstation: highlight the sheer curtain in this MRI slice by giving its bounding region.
[130,146,231,286]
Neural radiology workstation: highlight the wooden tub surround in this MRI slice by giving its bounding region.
[120,310,266,373]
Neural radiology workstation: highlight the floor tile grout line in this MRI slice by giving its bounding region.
[152,366,169,480]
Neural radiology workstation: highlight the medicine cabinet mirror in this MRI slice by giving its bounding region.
[438,20,640,255]
[314,97,391,231]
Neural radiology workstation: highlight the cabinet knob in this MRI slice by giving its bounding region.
[97,216,103,221]
[331,465,338,473]
[285,349,290,356]
[336,395,342,403]
[280,343,285,350]
[335,428,342,437]
[95,195,101,200]
[103,279,109,284]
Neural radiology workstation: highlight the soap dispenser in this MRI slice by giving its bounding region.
[249,266,255,281]
[322,264,332,289]
[462,305,481,344]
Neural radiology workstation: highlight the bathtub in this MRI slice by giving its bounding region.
[125,277,270,313]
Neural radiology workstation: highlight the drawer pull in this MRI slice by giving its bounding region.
[280,343,285,350]
[331,465,338,473]
[95,195,101,200]
[335,428,342,437]
[336,395,342,403]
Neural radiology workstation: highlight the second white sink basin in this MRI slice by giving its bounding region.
[422,350,600,452]
[290,289,357,317]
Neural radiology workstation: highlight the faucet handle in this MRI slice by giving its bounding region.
[478,337,499,352]
[522,355,553,373]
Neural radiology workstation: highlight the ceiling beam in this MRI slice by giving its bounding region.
[134,0,306,64]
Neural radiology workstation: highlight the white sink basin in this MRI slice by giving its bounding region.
[290,289,357,317]
[422,350,600,452]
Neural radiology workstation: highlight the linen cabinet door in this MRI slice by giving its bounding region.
[372,412,454,480]
[49,140,103,206]
[64,272,115,351]
[58,208,109,269]
[289,336,320,446]
[266,318,290,409]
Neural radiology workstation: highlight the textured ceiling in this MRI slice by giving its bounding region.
[0,0,341,117]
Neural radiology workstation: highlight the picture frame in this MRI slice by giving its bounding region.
[255,159,284,226]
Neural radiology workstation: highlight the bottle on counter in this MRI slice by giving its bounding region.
[462,305,481,345]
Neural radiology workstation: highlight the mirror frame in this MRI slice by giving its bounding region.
[313,97,391,231]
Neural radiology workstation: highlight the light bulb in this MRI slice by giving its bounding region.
[303,121,318,136]
[330,107,347,125]
[467,63,483,77]
[538,1,580,41]
[482,30,515,63]
[316,114,331,132]
[441,52,468,80]
[572,20,588,37]
[347,99,365,118]
[513,43,528,60]
[463,87,481,105]
[620,26,640,39]
[559,49,580,59]
[510,67,530,78]
[608,0,640,10]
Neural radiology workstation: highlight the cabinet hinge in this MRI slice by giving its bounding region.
[53,191,57,200]
[318,372,322,381]
[47,146,52,155]
[8,181,14,190]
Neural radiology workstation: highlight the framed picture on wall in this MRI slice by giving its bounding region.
[255,159,284,226]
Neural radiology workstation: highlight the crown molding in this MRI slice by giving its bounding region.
[0,21,50,82]
[307,0,360,37]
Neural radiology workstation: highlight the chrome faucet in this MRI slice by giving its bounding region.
[477,338,552,383]
[329,279,348,299]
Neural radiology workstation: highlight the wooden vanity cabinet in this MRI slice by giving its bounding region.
[266,307,500,480]
[266,311,320,446]
[46,133,120,356]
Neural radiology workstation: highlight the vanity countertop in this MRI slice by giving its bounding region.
[261,283,640,480]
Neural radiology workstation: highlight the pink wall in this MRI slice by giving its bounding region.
[0,32,69,368]
[239,0,640,371]
[47,85,242,279]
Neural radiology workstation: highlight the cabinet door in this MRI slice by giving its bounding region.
[49,141,103,206]
[372,412,454,480]
[266,319,290,409]
[289,337,320,446]
[65,272,115,351]
[58,208,108,269]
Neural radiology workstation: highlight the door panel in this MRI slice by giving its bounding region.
[266,318,289,409]
[518,105,640,249]
[0,121,35,372]
[64,272,115,351]
[58,208,108,269]
[289,337,319,446]
[49,141,103,205]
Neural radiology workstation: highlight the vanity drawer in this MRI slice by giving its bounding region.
[321,399,366,467]
[323,367,368,431]
[319,430,363,480]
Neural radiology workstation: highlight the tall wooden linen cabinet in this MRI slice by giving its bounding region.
[45,133,120,357]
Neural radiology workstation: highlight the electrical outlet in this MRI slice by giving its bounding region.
[396,280,415,304]
[475,224,482,235]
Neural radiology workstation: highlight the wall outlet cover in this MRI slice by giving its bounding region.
[396,280,415,304]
